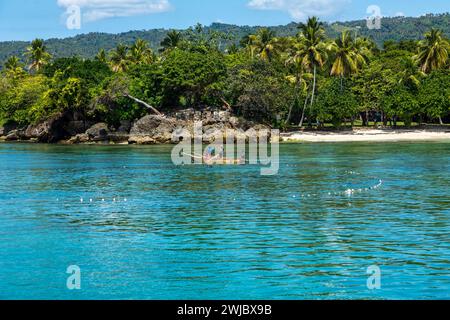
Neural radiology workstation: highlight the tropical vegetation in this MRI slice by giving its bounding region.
[1,18,449,131]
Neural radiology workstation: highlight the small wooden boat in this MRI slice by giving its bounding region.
[183,152,245,165]
[204,158,245,165]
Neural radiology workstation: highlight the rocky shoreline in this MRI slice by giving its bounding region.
[3,109,449,145]
[0,108,270,145]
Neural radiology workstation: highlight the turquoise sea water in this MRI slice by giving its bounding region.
[0,142,449,300]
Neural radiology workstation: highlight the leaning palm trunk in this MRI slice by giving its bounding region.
[308,65,317,127]
[285,102,294,126]
[286,78,301,126]
[438,116,444,125]
[125,94,162,116]
[299,93,310,127]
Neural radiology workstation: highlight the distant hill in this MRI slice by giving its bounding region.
[0,13,449,66]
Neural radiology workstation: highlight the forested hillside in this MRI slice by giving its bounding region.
[0,13,449,67]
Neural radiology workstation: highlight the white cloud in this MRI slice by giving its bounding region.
[57,0,172,22]
[248,0,351,21]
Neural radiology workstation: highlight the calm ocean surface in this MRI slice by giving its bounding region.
[0,142,449,300]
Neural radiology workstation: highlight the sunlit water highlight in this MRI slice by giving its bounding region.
[0,142,449,299]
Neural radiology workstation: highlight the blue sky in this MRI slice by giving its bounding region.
[0,0,448,41]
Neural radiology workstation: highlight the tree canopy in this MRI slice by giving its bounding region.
[1,19,449,130]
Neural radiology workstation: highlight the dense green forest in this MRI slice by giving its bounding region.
[0,16,449,133]
[0,13,449,67]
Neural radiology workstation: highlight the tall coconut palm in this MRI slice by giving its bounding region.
[285,39,311,125]
[95,49,107,63]
[4,56,23,71]
[284,71,311,126]
[129,39,154,65]
[329,31,358,90]
[414,28,449,74]
[109,44,129,72]
[353,37,373,69]
[256,28,277,61]
[399,58,426,90]
[239,34,252,49]
[296,17,327,126]
[241,34,259,59]
[243,29,279,61]
[24,39,52,72]
[160,30,182,52]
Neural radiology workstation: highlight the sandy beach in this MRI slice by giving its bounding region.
[281,128,450,143]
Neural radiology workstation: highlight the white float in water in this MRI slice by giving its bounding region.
[345,189,354,196]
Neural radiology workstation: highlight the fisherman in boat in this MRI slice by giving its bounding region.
[183,146,244,165]
[204,146,223,164]
[204,146,215,162]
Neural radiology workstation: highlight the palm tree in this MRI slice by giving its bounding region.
[296,17,327,127]
[329,31,358,90]
[285,38,311,125]
[4,56,23,71]
[414,28,449,74]
[397,57,427,124]
[256,28,277,61]
[242,29,279,61]
[399,58,426,90]
[353,37,373,69]
[128,39,154,65]
[109,44,129,72]
[160,30,182,52]
[95,49,107,63]
[241,34,259,59]
[249,28,280,61]
[24,39,52,72]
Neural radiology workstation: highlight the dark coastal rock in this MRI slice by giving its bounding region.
[3,106,266,145]
[202,123,225,143]
[63,120,93,137]
[128,135,157,145]
[215,110,231,123]
[108,132,130,143]
[23,113,91,143]
[58,111,93,137]
[0,122,18,137]
[201,125,249,143]
[68,133,90,144]
[229,116,255,130]
[5,130,21,141]
[170,108,197,121]
[85,123,110,141]
[252,124,271,131]
[130,115,183,143]
[197,110,232,126]
[117,120,132,133]
[123,109,253,144]
[228,116,240,129]
[25,119,61,142]
[168,108,232,124]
